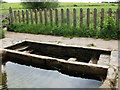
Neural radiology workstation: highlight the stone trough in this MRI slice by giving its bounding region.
[1,40,117,88]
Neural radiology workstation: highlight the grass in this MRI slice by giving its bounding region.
[7,16,119,40]
[1,2,118,27]
[0,28,5,39]
[87,43,96,47]
[1,2,119,40]
[1,2,118,15]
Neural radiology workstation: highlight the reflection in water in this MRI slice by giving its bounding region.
[2,61,103,88]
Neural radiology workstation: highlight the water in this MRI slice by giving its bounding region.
[2,61,103,88]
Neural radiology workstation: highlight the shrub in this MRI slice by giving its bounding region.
[100,17,119,39]
[7,17,119,40]
[73,4,78,7]
[21,1,59,9]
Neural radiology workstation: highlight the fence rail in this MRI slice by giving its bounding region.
[9,7,120,29]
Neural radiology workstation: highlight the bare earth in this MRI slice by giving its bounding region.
[0,31,118,50]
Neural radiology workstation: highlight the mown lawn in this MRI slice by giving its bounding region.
[1,2,118,15]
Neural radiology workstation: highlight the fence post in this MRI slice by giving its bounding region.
[108,8,112,17]
[80,8,83,27]
[94,8,97,29]
[67,8,70,26]
[87,8,90,28]
[44,9,47,25]
[116,8,120,27]
[118,9,120,28]
[100,8,104,27]
[61,8,64,24]
[55,9,58,26]
[39,9,43,24]
[30,9,33,24]
[35,9,38,24]
[50,8,53,26]
[73,8,76,28]
[18,10,21,23]
[26,9,29,24]
[9,7,13,24]
[22,10,25,23]
[14,10,17,21]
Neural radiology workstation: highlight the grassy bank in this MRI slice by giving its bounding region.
[7,17,119,40]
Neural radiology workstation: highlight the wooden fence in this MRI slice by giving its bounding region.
[9,7,120,29]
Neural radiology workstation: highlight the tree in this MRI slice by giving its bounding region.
[0,0,7,3]
[21,0,59,9]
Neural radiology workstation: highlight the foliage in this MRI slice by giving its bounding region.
[99,17,119,39]
[0,28,5,39]
[2,19,9,25]
[87,43,96,47]
[21,2,59,9]
[7,16,119,40]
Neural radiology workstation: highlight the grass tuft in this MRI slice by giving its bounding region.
[0,28,5,39]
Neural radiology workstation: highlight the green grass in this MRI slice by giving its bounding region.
[1,2,119,40]
[1,2,118,27]
[1,2,118,29]
[7,17,119,40]
[1,2,118,15]
[0,28,5,39]
[87,43,96,47]
[59,2,117,6]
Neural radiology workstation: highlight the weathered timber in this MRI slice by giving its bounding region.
[2,49,108,80]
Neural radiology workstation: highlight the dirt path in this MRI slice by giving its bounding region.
[0,31,118,50]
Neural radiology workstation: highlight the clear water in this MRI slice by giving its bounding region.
[2,61,103,88]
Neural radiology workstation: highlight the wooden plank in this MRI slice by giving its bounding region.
[22,10,25,23]
[13,11,17,20]
[55,9,58,26]
[108,8,112,17]
[67,8,70,26]
[61,8,64,24]
[87,8,90,28]
[26,9,29,24]
[116,8,120,26]
[3,48,108,80]
[30,9,33,24]
[100,8,104,27]
[35,9,38,24]
[50,8,53,26]
[94,8,97,29]
[39,9,43,24]
[18,10,21,23]
[44,9,47,25]
[73,8,76,27]
[9,7,13,24]
[80,8,83,27]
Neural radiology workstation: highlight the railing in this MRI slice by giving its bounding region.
[9,7,120,29]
